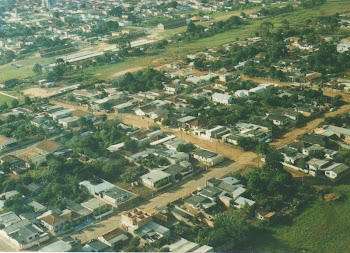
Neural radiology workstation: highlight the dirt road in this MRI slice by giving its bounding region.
[106,66,145,79]
[272,104,350,148]
[122,115,257,166]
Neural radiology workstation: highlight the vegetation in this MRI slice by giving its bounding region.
[113,68,169,93]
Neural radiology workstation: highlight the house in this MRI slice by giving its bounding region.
[193,149,224,167]
[81,198,108,213]
[301,134,327,147]
[97,228,128,247]
[140,170,172,190]
[163,138,190,151]
[164,84,181,94]
[157,19,186,30]
[121,208,153,232]
[197,125,229,140]
[303,72,322,83]
[37,211,68,234]
[337,37,350,53]
[0,155,27,171]
[255,211,276,223]
[82,240,113,252]
[307,158,332,176]
[113,102,134,113]
[79,180,135,207]
[163,164,192,182]
[134,221,170,245]
[183,194,216,212]
[58,116,79,128]
[0,212,49,250]
[211,93,233,105]
[234,197,256,209]
[167,152,190,164]
[40,237,82,252]
[35,140,71,156]
[324,163,350,181]
[268,114,290,126]
[163,238,213,253]
[0,135,17,151]
[321,125,350,144]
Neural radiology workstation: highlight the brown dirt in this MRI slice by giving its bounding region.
[24,87,60,98]
[324,193,340,202]
[122,115,257,167]
[106,66,145,79]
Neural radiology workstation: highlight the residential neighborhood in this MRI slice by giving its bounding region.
[0,0,349,252]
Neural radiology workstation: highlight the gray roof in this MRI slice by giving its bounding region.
[141,170,171,184]
[325,125,350,136]
[40,240,72,252]
[326,163,349,174]
[184,195,208,206]
[85,240,110,252]
[81,198,107,212]
[64,199,92,217]
[193,149,218,158]
[103,187,135,200]
[163,164,188,176]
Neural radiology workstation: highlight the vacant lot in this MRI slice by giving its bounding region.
[23,87,60,98]
[246,179,350,253]
[0,92,17,107]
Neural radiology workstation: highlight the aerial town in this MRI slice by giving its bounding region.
[0,0,349,252]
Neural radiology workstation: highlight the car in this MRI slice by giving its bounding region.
[265,139,272,143]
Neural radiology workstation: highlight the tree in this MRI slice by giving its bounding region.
[264,151,284,171]
[256,142,270,156]
[66,93,76,103]
[129,236,140,248]
[161,118,171,126]
[24,96,32,105]
[32,63,43,75]
[11,99,19,108]
[124,140,138,152]
[101,114,107,122]
[102,163,118,178]
[237,137,258,151]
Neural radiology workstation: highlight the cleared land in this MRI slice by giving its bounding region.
[245,179,350,253]
[0,92,17,106]
[23,87,60,98]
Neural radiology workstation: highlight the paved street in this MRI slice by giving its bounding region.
[0,237,15,252]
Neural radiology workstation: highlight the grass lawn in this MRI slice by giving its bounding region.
[243,178,350,253]
[0,93,17,107]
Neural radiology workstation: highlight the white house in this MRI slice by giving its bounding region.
[193,149,224,167]
[0,135,17,151]
[212,93,233,105]
[324,163,350,181]
[141,170,172,189]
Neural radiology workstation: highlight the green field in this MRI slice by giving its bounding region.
[245,179,350,253]
[0,93,17,107]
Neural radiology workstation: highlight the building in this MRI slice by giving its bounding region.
[37,211,68,234]
[140,170,172,190]
[97,228,128,247]
[35,140,71,156]
[193,149,224,167]
[0,212,49,250]
[324,163,350,181]
[337,37,350,53]
[80,180,135,207]
[0,135,17,151]
[40,237,81,252]
[211,93,233,105]
[163,238,213,252]
[157,19,186,30]
[121,208,153,232]
[42,0,56,9]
